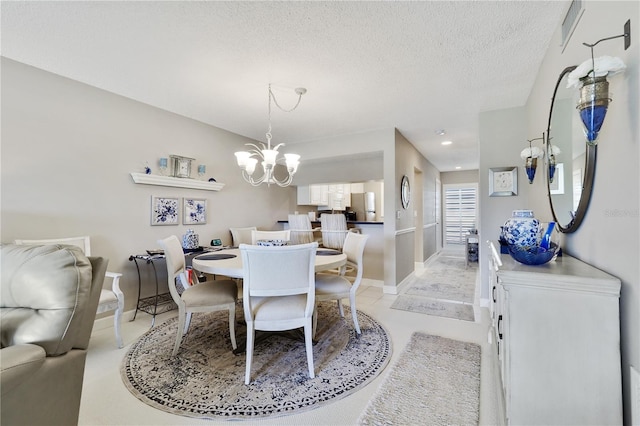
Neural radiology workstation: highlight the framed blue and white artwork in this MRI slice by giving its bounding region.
[183,198,207,225]
[151,196,179,226]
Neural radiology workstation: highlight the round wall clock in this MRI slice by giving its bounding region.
[401,175,410,209]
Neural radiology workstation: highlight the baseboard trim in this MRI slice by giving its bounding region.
[382,285,399,295]
[362,278,384,288]
[92,309,136,332]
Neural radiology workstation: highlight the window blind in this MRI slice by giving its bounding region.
[444,186,477,244]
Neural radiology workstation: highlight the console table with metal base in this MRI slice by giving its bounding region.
[128,254,176,327]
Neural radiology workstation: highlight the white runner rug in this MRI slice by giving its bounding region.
[358,332,481,425]
[391,250,477,321]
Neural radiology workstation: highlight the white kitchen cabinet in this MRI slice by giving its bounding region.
[488,241,622,426]
[328,184,351,210]
[298,184,350,209]
[297,184,329,206]
[297,185,311,205]
[310,185,329,205]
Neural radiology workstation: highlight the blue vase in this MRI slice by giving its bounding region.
[182,229,199,250]
[502,210,540,247]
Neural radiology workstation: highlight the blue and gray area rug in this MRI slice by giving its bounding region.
[121,302,390,420]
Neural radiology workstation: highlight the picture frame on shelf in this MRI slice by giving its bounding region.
[170,155,195,178]
[489,167,518,197]
[183,198,207,225]
[151,196,179,226]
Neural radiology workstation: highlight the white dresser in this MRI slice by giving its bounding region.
[488,241,622,425]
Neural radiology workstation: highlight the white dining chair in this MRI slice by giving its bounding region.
[158,235,238,355]
[14,236,125,348]
[229,226,256,246]
[288,214,318,244]
[240,242,318,384]
[251,229,291,244]
[314,232,369,336]
[320,214,349,250]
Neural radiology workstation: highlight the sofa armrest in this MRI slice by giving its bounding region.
[1,344,46,396]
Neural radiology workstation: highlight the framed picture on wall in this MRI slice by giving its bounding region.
[151,196,179,225]
[489,167,518,197]
[183,198,207,225]
[550,163,565,195]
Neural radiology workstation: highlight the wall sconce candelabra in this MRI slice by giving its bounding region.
[521,135,545,184]
[235,84,306,187]
[567,20,630,146]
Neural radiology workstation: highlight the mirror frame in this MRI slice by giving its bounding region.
[546,65,597,233]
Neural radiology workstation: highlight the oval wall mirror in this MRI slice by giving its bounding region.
[546,65,597,233]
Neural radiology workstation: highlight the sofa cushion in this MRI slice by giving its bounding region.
[1,244,93,356]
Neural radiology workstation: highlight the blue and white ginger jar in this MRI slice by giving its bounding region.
[502,210,540,247]
[182,229,199,250]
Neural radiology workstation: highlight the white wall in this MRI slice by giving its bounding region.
[441,169,479,185]
[481,2,639,422]
[1,58,293,312]
[393,130,440,286]
[527,2,639,423]
[478,105,529,302]
[292,154,383,185]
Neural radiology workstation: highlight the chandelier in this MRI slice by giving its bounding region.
[234,84,306,187]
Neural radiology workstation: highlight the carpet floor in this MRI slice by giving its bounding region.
[358,332,481,425]
[121,302,391,420]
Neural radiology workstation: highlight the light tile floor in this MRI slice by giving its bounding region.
[80,247,498,425]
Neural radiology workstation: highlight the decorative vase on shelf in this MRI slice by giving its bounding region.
[501,210,541,247]
[182,229,199,250]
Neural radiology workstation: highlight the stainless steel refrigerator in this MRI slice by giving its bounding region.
[350,192,376,222]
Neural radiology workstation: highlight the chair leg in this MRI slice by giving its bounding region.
[173,308,187,356]
[304,321,315,379]
[183,312,192,335]
[350,293,361,335]
[228,304,237,350]
[114,306,124,349]
[337,299,345,317]
[312,304,318,339]
[244,323,255,385]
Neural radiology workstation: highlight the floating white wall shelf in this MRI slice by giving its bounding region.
[130,173,225,191]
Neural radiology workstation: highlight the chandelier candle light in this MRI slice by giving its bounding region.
[235,84,306,187]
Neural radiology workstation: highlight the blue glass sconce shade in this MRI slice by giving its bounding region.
[548,155,557,183]
[577,77,610,145]
[579,104,608,143]
[525,157,537,184]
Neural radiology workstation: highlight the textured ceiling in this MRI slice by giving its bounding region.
[1,1,568,172]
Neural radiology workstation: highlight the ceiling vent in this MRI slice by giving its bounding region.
[561,0,584,50]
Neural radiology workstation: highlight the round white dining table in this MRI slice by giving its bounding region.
[192,248,347,279]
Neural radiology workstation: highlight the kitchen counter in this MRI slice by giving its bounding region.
[278,220,383,225]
